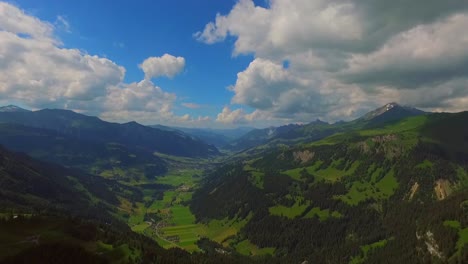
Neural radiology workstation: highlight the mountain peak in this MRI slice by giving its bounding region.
[360,102,425,124]
[385,102,399,109]
[308,119,328,125]
[0,105,30,113]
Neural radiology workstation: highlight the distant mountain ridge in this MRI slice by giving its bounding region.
[226,103,428,152]
[150,125,254,148]
[0,107,219,157]
[0,105,30,112]
[0,123,168,180]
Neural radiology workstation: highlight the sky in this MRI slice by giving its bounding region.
[1,0,468,128]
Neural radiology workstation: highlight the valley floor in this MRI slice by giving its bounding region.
[118,154,274,256]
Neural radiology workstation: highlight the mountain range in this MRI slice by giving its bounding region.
[0,108,219,157]
[225,102,427,153]
[0,103,467,263]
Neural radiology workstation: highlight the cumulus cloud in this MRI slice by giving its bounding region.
[216,106,247,124]
[0,3,125,108]
[342,14,468,88]
[139,54,186,79]
[201,0,468,123]
[0,2,54,40]
[0,2,197,127]
[104,80,175,113]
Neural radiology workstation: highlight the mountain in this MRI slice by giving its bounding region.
[0,105,30,113]
[0,144,129,218]
[0,108,219,157]
[0,123,167,181]
[2,103,466,263]
[226,103,428,153]
[0,146,249,264]
[226,120,338,152]
[359,102,426,126]
[190,111,468,263]
[150,125,254,148]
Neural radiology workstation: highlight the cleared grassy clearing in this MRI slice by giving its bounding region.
[340,170,398,206]
[349,239,389,264]
[284,160,360,183]
[198,217,250,244]
[155,169,201,187]
[269,199,311,219]
[235,239,275,256]
[244,163,265,189]
[303,207,342,221]
[416,160,433,169]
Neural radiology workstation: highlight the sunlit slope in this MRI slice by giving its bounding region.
[190,112,468,263]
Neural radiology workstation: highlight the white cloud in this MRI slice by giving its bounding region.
[216,106,247,124]
[0,2,199,127]
[0,2,53,40]
[196,0,363,58]
[104,80,175,113]
[342,13,468,88]
[199,0,468,123]
[0,16,125,107]
[139,54,186,79]
[230,58,309,110]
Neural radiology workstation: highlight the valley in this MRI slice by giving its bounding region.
[0,104,467,263]
[3,0,468,262]
[114,153,275,257]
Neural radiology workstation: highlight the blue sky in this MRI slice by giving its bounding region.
[1,1,468,128]
[8,0,255,118]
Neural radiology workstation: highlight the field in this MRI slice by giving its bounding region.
[350,239,390,264]
[244,163,265,189]
[269,199,310,219]
[303,207,342,221]
[123,157,268,254]
[126,172,204,252]
[235,239,275,256]
[283,160,359,182]
[340,169,398,206]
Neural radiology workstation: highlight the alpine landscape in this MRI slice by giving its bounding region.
[0,1,467,263]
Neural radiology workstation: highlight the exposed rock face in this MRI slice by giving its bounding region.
[357,134,402,158]
[408,182,419,201]
[293,150,315,164]
[371,134,398,143]
[424,231,444,259]
[434,179,452,200]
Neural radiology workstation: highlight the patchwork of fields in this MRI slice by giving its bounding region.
[120,158,274,255]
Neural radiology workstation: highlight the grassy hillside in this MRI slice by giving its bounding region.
[190,112,468,263]
[2,107,468,263]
